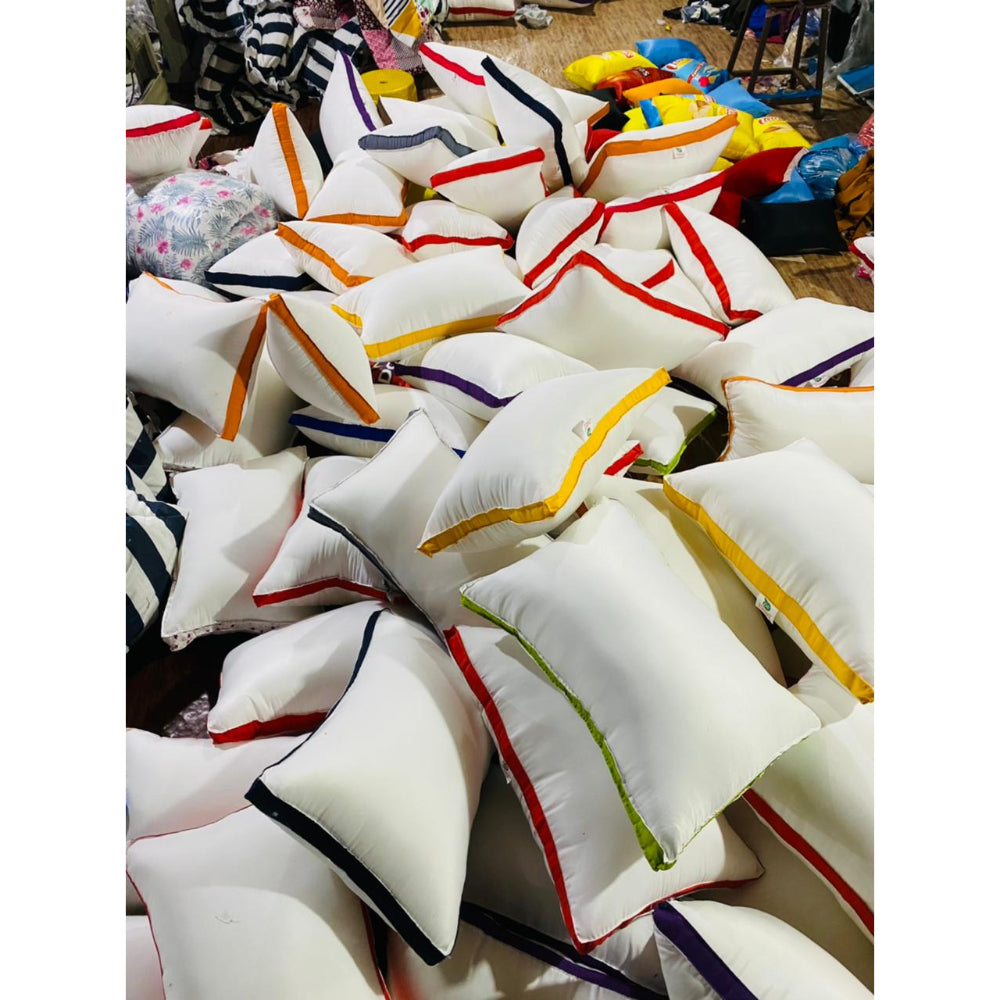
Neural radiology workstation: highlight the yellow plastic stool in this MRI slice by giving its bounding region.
[362,69,418,104]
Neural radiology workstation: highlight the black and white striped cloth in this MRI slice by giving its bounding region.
[126,397,172,503]
[176,1,365,129]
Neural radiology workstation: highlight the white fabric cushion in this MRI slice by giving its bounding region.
[306,153,409,231]
[129,275,228,301]
[584,476,782,682]
[481,56,586,192]
[400,200,512,260]
[430,145,549,231]
[721,379,874,483]
[460,500,820,870]
[850,350,874,386]
[251,103,324,219]
[291,384,486,458]
[331,245,527,363]
[381,96,499,148]
[420,368,669,554]
[745,705,874,938]
[446,0,517,21]
[516,196,605,288]
[627,386,718,476]
[664,203,795,325]
[205,230,313,297]
[451,627,764,950]
[419,42,495,123]
[161,449,313,650]
[253,456,388,608]
[309,409,548,633]
[579,118,736,203]
[126,274,268,439]
[265,291,380,421]
[127,807,386,999]
[247,611,491,964]
[664,439,874,702]
[672,298,876,405]
[556,87,612,128]
[208,601,387,743]
[497,250,727,370]
[393,331,593,421]
[653,900,872,999]
[319,51,380,164]
[599,173,724,252]
[125,105,203,183]
[789,663,861,726]
[126,916,165,1000]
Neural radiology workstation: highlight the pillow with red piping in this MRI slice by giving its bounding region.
[451,629,764,951]
[497,250,727,371]
[578,116,736,203]
[430,145,548,232]
[251,103,324,220]
[253,457,389,609]
[206,230,314,298]
[445,0,516,24]
[125,274,269,440]
[125,105,204,183]
[664,202,794,325]
[515,196,604,289]
[711,146,804,227]
[400,201,512,261]
[419,41,495,124]
[318,51,380,164]
[208,601,388,742]
[126,915,164,1000]
[276,220,413,293]
[305,153,409,231]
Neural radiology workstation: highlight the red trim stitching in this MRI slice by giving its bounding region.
[431,147,545,186]
[524,202,605,288]
[604,443,644,476]
[419,44,486,86]
[253,578,388,606]
[641,259,676,288]
[210,712,330,745]
[126,110,202,138]
[400,233,513,252]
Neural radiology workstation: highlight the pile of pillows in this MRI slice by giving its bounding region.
[125,39,875,1000]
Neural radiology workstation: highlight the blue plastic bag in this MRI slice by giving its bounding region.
[796,138,865,200]
[761,169,815,204]
[708,79,772,118]
[639,98,662,129]
[635,37,706,68]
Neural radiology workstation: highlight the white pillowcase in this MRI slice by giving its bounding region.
[247,611,491,965]
[516,196,605,288]
[207,601,387,742]
[126,916,165,1000]
[205,230,313,297]
[628,385,719,476]
[381,96,499,149]
[400,200,512,260]
[306,153,409,231]
[125,105,204,183]
[664,439,875,702]
[446,0,517,21]
[419,367,669,554]
[851,350,874,386]
[419,41,495,123]
[251,102,324,219]
[358,121,493,189]
[721,378,875,483]
[161,449,314,650]
[789,663,862,726]
[319,51,380,164]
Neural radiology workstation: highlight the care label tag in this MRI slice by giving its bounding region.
[672,146,688,159]
[572,419,594,441]
[805,374,830,388]
[755,593,778,624]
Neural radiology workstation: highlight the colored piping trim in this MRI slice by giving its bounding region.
[782,338,875,386]
[361,903,393,1000]
[220,303,267,441]
[431,147,545,186]
[605,442,644,476]
[419,43,486,86]
[276,224,373,289]
[633,408,717,476]
[419,368,670,555]
[290,413,393,443]
[344,58,377,132]
[598,174,724,239]
[272,103,310,219]
[209,712,330,745]
[640,259,676,288]
[523,202,605,287]
[393,363,512,410]
[307,209,409,228]
[253,576,389,607]
[205,270,313,292]
[361,313,504,361]
[447,5,517,14]
[359,126,475,160]
[400,233,513,253]
[126,110,201,137]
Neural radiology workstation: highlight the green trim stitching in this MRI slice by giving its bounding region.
[631,408,718,477]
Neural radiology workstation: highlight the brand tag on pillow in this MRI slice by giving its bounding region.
[755,593,778,624]
[804,374,830,388]
[672,147,688,159]
[573,419,595,440]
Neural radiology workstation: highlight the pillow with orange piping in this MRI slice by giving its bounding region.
[125,273,268,440]
[305,153,409,232]
[555,87,613,131]
[276,220,412,293]
[125,104,204,183]
[514,196,604,289]
[251,103,324,220]
[399,201,513,261]
[623,78,703,104]
[265,292,380,421]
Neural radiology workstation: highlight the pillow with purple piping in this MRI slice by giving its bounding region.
[251,103,324,220]
[318,51,380,164]
[515,196,605,289]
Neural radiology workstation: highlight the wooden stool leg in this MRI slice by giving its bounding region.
[812,5,830,117]
[748,10,776,94]
[791,5,808,73]
[726,0,757,74]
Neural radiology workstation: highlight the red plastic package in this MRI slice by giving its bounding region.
[594,67,673,104]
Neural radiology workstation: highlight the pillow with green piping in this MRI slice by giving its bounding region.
[459,499,820,871]
[628,385,718,477]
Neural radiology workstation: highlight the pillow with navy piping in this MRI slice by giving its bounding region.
[205,231,314,299]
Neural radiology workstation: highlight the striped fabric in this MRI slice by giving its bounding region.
[126,397,172,502]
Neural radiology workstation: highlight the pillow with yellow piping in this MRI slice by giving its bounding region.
[514,195,604,289]
[305,153,409,231]
[418,367,669,555]
[624,78,703,104]
[753,115,812,152]
[399,201,513,261]
[276,220,412,293]
[664,438,875,702]
[251,103,324,220]
[125,273,268,441]
[205,230,314,298]
[563,50,657,91]
[265,293,379,422]
[331,245,527,364]
[318,50,380,165]
[579,116,737,203]
[125,104,204,183]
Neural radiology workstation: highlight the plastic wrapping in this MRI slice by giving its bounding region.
[825,0,874,84]
[797,137,866,201]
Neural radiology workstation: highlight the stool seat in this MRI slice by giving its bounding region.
[361,69,418,104]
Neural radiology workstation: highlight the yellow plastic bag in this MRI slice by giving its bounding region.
[563,50,656,91]
[623,78,702,106]
[648,95,757,161]
[621,107,649,132]
[752,115,812,152]
[711,157,734,172]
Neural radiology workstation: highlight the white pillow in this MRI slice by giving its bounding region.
[653,900,873,999]
[331,245,527,363]
[358,121,493,189]
[515,196,605,288]
[129,274,228,301]
[451,627,764,950]
[583,476,782,682]
[208,601,387,742]
[126,274,268,439]
[205,230,313,298]
[579,118,737,202]
[419,41,495,123]
[253,455,388,608]
[446,0,516,21]
[125,105,203,183]
[419,368,668,554]
[381,96,499,149]
[789,663,862,726]
[481,56,586,192]
[627,385,719,476]
[459,500,820,870]
[721,378,874,483]
[399,200,512,260]
[127,807,387,999]
[556,86,613,129]
[161,449,314,650]
[251,102,324,220]
[497,250,727,370]
[745,705,873,938]
[291,384,486,458]
[247,611,491,964]
[392,331,593,420]
[309,409,549,633]
[664,439,874,702]
[851,350,874,386]
[319,51,380,164]
[672,298,876,404]
[126,915,165,1000]
[305,153,409,231]
[265,291,380,422]
[430,144,549,231]
[664,202,795,325]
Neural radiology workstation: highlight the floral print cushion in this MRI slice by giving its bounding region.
[126,170,279,285]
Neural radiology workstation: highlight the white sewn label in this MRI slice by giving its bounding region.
[672,146,688,159]
[572,419,594,441]
[755,593,778,624]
